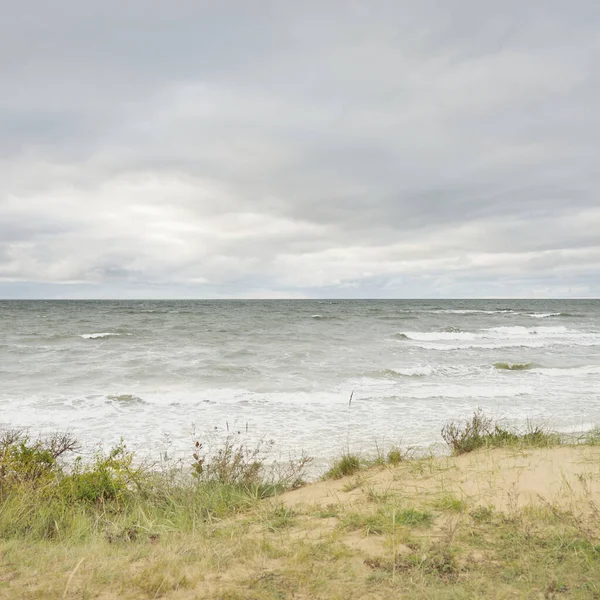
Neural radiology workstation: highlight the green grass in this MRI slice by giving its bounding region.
[266,504,296,531]
[582,428,600,446]
[441,409,563,456]
[323,453,361,480]
[343,505,432,535]
[2,418,600,598]
[0,428,311,544]
[432,493,466,513]
[386,447,405,466]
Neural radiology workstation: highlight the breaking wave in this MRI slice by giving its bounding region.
[107,394,147,404]
[380,366,435,377]
[392,333,410,340]
[80,332,123,340]
[494,362,535,371]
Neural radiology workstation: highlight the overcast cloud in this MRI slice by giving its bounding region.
[1,0,599,298]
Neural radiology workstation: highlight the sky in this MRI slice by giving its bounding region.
[1,0,599,299]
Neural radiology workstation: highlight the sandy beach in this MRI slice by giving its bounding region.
[2,442,600,599]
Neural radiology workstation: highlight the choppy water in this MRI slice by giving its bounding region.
[1,300,599,468]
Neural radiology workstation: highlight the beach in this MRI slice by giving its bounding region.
[2,299,600,597]
[1,436,600,599]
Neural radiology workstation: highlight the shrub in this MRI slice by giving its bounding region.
[441,409,494,455]
[193,438,263,487]
[441,410,561,455]
[0,429,78,496]
[0,427,311,542]
[192,435,312,496]
[59,442,141,504]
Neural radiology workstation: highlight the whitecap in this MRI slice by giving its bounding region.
[485,325,569,336]
[386,365,435,377]
[411,339,599,351]
[532,365,600,377]
[437,309,515,315]
[400,331,477,341]
[396,325,572,343]
[80,332,122,339]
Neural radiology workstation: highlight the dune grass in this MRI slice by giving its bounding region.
[441,408,563,456]
[2,415,600,598]
[0,428,311,545]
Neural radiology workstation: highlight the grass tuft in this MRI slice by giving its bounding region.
[386,447,405,466]
[432,494,466,513]
[441,409,562,456]
[323,453,361,480]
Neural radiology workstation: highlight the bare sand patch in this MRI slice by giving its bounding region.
[283,445,600,512]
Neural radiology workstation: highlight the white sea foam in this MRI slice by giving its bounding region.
[484,325,569,336]
[412,338,600,350]
[399,331,478,341]
[411,340,545,351]
[399,325,574,343]
[532,365,600,377]
[348,380,534,400]
[80,332,122,339]
[437,309,515,314]
[387,365,435,377]
[3,299,600,465]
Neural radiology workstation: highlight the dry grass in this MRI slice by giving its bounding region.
[2,442,600,599]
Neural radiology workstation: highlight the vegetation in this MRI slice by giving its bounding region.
[2,414,600,598]
[441,408,563,455]
[0,428,311,545]
[323,452,361,479]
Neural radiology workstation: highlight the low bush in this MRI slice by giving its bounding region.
[59,443,141,504]
[441,409,562,456]
[0,427,312,541]
[0,429,77,495]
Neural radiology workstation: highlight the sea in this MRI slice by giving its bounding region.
[1,299,599,471]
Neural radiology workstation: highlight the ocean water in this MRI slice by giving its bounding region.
[1,300,599,470]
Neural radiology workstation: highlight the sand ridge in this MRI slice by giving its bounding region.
[282,445,600,512]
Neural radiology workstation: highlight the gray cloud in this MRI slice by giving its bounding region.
[1,1,599,298]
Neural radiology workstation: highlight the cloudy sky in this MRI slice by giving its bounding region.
[1,1,599,298]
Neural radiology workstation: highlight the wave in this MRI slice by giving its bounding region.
[494,362,535,371]
[80,332,123,339]
[437,309,516,315]
[364,363,497,380]
[399,331,477,341]
[427,309,578,319]
[411,339,599,351]
[107,394,146,404]
[525,312,577,318]
[484,325,569,336]
[532,365,600,377]
[359,384,534,401]
[493,363,600,376]
[396,325,576,343]
[392,333,410,340]
[380,366,435,377]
